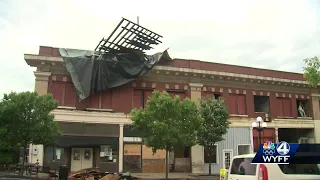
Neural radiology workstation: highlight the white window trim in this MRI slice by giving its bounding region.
[222,149,233,169]
[203,144,219,164]
[237,144,251,155]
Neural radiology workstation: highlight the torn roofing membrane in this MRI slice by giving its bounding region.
[59,48,171,100]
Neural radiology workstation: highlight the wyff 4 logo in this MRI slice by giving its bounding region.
[262,141,290,164]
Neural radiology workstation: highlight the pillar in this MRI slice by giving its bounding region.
[274,128,279,143]
[249,127,254,153]
[119,124,124,172]
[28,71,51,164]
[311,94,320,143]
[189,83,204,174]
[34,71,51,95]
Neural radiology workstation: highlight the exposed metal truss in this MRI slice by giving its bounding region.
[94,18,163,53]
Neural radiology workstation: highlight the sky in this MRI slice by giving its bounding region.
[0,0,320,98]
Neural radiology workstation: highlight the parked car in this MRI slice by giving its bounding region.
[227,153,320,180]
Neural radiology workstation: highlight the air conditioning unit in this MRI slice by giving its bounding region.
[298,137,308,144]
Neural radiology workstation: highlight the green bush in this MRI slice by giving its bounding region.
[0,152,13,164]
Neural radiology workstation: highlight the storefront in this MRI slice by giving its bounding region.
[43,122,120,172]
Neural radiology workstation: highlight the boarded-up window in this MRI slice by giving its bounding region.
[64,82,77,107]
[87,93,100,109]
[50,82,64,106]
[228,94,247,115]
[253,128,275,152]
[143,90,153,108]
[277,98,292,117]
[101,90,112,109]
[133,90,143,109]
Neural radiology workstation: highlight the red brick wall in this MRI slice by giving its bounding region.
[201,86,311,119]
[49,76,189,113]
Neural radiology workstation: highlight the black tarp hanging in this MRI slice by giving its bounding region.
[60,48,171,100]
[59,17,171,100]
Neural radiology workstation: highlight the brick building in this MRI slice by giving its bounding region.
[24,46,320,174]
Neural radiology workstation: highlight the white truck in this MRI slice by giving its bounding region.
[227,153,320,180]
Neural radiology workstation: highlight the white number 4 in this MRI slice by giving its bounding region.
[277,142,290,155]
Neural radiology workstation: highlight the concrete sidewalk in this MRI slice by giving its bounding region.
[131,173,219,180]
[0,171,49,180]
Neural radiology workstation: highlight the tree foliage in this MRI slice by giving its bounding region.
[303,56,320,88]
[131,91,203,179]
[197,97,229,175]
[0,91,61,149]
[131,91,203,152]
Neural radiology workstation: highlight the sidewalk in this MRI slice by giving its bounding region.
[131,173,219,180]
[0,171,49,180]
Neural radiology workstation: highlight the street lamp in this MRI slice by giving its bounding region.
[252,116,267,148]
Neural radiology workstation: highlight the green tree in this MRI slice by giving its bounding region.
[131,91,203,179]
[303,56,320,88]
[197,97,229,175]
[0,92,60,175]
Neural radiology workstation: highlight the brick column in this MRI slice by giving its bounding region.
[34,71,51,95]
[29,71,51,165]
[311,94,320,143]
[189,83,204,174]
[119,124,124,172]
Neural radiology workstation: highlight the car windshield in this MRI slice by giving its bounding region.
[278,164,320,175]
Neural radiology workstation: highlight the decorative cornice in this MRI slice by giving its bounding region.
[34,71,51,81]
[189,83,203,88]
[25,54,309,87]
[311,93,320,97]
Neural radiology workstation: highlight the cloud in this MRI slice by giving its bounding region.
[0,0,319,97]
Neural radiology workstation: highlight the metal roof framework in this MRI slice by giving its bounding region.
[94,18,163,53]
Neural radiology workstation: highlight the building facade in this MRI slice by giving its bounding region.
[24,46,320,174]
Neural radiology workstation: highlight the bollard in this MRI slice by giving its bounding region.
[59,165,69,180]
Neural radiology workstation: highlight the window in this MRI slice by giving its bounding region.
[228,94,247,115]
[278,164,320,175]
[204,92,222,100]
[254,96,269,112]
[44,146,65,166]
[213,93,222,100]
[174,147,191,158]
[50,82,64,106]
[238,145,251,155]
[64,82,77,107]
[133,90,153,109]
[143,90,153,108]
[100,145,117,162]
[296,99,310,117]
[277,97,292,117]
[230,158,257,175]
[204,145,218,163]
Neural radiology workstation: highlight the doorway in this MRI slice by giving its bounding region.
[71,148,93,172]
[222,149,233,170]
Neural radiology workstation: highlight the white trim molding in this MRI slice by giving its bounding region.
[51,109,132,125]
